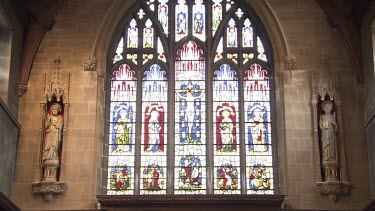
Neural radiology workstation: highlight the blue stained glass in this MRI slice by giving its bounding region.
[176,82,204,144]
[247,102,269,152]
[193,0,205,41]
[111,103,135,152]
[176,0,188,41]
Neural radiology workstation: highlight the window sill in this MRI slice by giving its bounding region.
[96,194,285,211]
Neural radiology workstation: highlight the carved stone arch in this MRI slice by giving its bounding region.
[244,0,289,73]
[89,0,290,198]
[91,0,289,75]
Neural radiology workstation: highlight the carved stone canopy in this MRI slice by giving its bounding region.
[315,55,336,101]
[44,56,70,102]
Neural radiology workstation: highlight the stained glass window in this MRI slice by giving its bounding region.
[175,41,206,194]
[107,0,274,196]
[141,64,168,194]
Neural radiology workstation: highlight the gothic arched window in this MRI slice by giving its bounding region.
[107,0,274,195]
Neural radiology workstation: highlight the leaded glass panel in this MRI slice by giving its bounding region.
[108,0,274,196]
[174,41,206,194]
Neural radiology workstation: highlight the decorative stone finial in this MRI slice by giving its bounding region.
[315,54,335,101]
[44,56,69,102]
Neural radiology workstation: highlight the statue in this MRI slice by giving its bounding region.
[319,100,337,161]
[42,103,63,161]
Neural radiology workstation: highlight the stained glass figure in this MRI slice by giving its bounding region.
[109,165,131,191]
[212,0,222,36]
[176,0,188,41]
[257,36,267,61]
[143,19,154,48]
[247,102,269,152]
[113,38,123,63]
[176,82,204,143]
[143,104,164,152]
[142,164,165,190]
[111,103,134,152]
[216,164,238,190]
[216,104,236,152]
[248,164,272,190]
[127,19,138,48]
[246,155,273,193]
[142,64,168,153]
[107,155,135,195]
[243,19,253,47]
[193,0,205,41]
[127,54,137,64]
[227,18,237,47]
[213,64,238,152]
[178,155,202,189]
[158,0,169,34]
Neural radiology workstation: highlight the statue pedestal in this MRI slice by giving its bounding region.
[315,181,351,203]
[322,160,339,181]
[42,159,60,182]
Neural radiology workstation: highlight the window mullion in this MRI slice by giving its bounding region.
[206,59,214,194]
[167,0,176,194]
[238,68,247,194]
[134,69,143,195]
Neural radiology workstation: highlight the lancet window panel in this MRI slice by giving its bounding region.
[106,0,275,196]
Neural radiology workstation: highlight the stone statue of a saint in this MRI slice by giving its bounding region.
[42,103,63,161]
[319,100,338,161]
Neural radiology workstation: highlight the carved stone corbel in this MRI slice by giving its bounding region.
[312,54,351,202]
[284,56,296,84]
[83,57,97,71]
[32,57,70,202]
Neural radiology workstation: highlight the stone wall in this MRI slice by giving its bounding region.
[0,99,20,197]
[0,0,22,199]
[361,1,375,196]
[10,0,372,210]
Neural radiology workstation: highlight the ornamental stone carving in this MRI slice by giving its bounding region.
[284,56,296,70]
[83,57,97,71]
[32,57,70,202]
[316,181,351,203]
[312,54,350,202]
